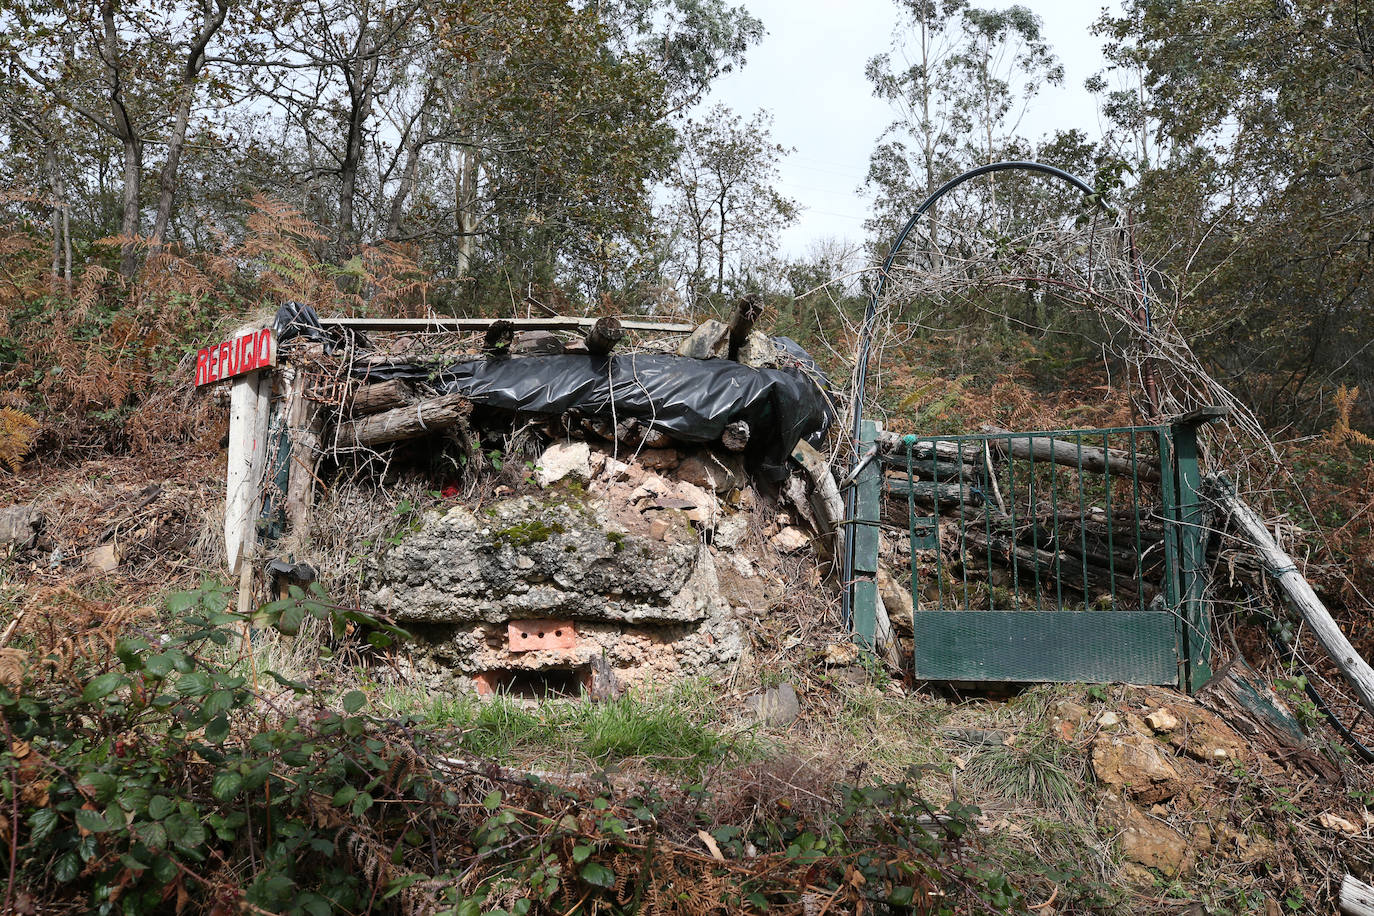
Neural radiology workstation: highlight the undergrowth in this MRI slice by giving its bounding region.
[0,579,1035,915]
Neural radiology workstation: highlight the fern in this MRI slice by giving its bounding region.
[0,406,39,471]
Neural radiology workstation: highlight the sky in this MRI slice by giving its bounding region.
[704,0,1120,258]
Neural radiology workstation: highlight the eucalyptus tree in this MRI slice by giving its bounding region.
[863,1,1061,247]
[664,105,797,305]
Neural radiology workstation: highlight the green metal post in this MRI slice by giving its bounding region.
[851,420,882,649]
[1171,409,1227,691]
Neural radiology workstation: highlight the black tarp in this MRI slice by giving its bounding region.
[276,304,833,480]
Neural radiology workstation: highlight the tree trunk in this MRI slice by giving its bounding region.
[119,136,143,277]
[152,91,194,247]
[453,146,480,274]
[46,147,60,281]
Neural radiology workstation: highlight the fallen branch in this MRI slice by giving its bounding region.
[982,426,1161,483]
[1207,473,1374,721]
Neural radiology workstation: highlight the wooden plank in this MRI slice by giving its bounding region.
[317,316,694,334]
[912,611,1179,685]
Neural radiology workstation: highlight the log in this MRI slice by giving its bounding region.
[1207,473,1374,721]
[335,392,473,448]
[484,319,514,355]
[512,331,565,355]
[348,378,415,416]
[874,431,982,462]
[882,477,985,508]
[721,420,750,452]
[982,426,1162,483]
[727,294,765,360]
[1341,875,1374,916]
[883,457,976,482]
[1197,656,1339,780]
[584,316,625,356]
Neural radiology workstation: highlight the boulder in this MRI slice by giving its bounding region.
[1108,798,1194,876]
[363,493,742,684]
[676,452,745,495]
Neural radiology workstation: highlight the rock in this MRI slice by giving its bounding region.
[677,452,745,495]
[824,641,861,666]
[1107,798,1194,876]
[676,319,730,359]
[629,475,672,503]
[1165,703,1248,763]
[0,506,43,551]
[735,331,780,369]
[1097,710,1121,727]
[770,526,810,553]
[1051,699,1090,740]
[1145,707,1181,734]
[637,449,680,471]
[877,567,913,633]
[670,480,717,524]
[1091,732,1183,804]
[648,519,671,541]
[512,331,564,355]
[87,543,119,572]
[749,682,800,727]
[535,442,591,487]
[712,514,749,550]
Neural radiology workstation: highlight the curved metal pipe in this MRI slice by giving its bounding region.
[842,160,1101,627]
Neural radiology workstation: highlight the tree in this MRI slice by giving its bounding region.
[863,1,1061,247]
[664,105,798,305]
[1097,0,1374,426]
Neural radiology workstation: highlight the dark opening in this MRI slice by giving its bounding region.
[482,667,588,700]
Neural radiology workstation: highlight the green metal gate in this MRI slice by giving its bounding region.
[848,412,1220,691]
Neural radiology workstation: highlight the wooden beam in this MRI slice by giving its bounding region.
[318,316,694,334]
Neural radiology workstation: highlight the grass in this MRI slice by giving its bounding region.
[384,679,757,780]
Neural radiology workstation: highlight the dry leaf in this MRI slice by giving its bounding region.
[697,829,725,862]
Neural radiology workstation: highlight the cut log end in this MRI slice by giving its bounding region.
[584,317,625,356]
[721,420,750,452]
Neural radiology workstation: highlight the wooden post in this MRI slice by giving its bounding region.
[584,317,625,356]
[727,295,765,361]
[285,367,323,536]
[1208,473,1374,721]
[225,331,272,575]
[484,319,514,355]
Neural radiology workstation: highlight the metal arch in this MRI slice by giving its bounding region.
[843,160,1102,627]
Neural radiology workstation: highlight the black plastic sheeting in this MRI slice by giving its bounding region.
[275,303,833,480]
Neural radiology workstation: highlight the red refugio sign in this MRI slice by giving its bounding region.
[195,327,276,387]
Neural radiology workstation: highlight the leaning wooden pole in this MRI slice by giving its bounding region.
[1342,875,1374,916]
[1207,473,1374,719]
